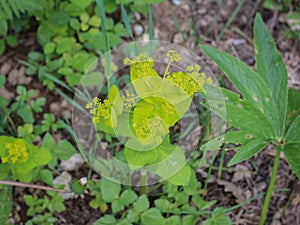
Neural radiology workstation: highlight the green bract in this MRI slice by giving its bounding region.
[87,50,212,185]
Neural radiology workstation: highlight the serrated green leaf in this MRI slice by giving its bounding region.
[165,216,181,225]
[204,85,275,138]
[133,194,149,213]
[254,13,288,138]
[140,208,165,225]
[201,45,279,137]
[126,210,139,223]
[228,137,268,166]
[120,189,138,206]
[100,178,121,202]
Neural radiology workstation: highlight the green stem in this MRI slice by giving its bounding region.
[259,150,280,225]
[139,169,148,195]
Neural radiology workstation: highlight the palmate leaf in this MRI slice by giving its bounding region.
[254,14,288,138]
[201,45,279,138]
[204,85,275,137]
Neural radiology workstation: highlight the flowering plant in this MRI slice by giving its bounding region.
[0,136,52,182]
[86,50,212,185]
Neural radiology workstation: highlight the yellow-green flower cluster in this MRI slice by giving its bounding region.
[124,54,154,67]
[187,64,213,92]
[86,97,112,124]
[122,90,136,109]
[167,64,212,95]
[166,50,181,62]
[124,54,158,80]
[134,116,167,145]
[2,139,29,164]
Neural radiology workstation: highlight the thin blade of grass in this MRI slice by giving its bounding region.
[148,3,153,40]
[216,0,246,41]
[120,3,135,41]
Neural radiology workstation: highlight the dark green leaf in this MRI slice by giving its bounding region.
[201,45,279,138]
[228,138,268,166]
[284,115,300,144]
[254,13,288,138]
[282,143,300,179]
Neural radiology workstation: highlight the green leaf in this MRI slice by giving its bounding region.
[6,36,17,47]
[0,185,12,225]
[126,209,139,223]
[282,143,300,179]
[154,199,173,212]
[93,215,116,225]
[0,39,5,55]
[40,169,53,185]
[0,21,8,36]
[120,189,138,206]
[227,137,268,166]
[165,216,181,225]
[203,85,275,138]
[100,178,121,202]
[254,13,288,138]
[124,137,174,168]
[182,215,197,225]
[80,72,104,87]
[71,0,93,9]
[0,76,6,88]
[70,180,85,194]
[203,212,232,225]
[201,45,279,138]
[282,115,300,178]
[140,208,165,225]
[108,85,124,115]
[284,115,300,144]
[133,194,149,213]
[44,42,56,54]
[165,165,191,186]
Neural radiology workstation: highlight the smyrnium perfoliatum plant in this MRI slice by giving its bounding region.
[85,50,213,186]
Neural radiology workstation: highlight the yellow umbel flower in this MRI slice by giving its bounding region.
[166,50,181,62]
[124,54,159,81]
[122,90,136,109]
[86,97,113,124]
[134,117,167,145]
[2,139,29,164]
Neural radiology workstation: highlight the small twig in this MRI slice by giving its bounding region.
[0,180,70,193]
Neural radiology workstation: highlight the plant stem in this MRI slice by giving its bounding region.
[259,150,280,225]
[139,169,148,195]
[0,180,68,193]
